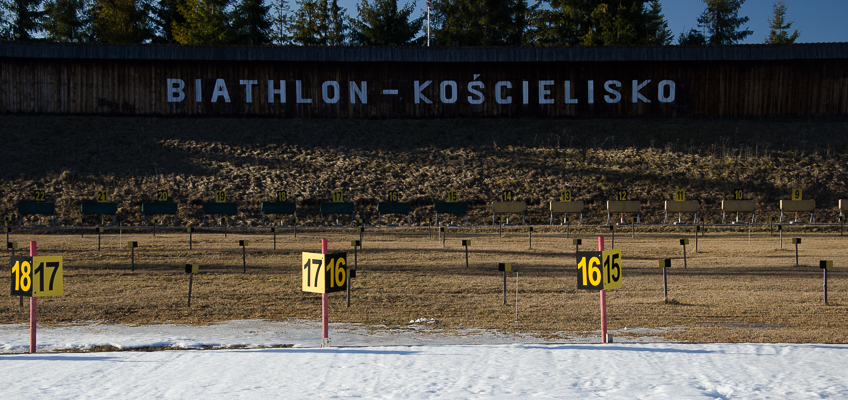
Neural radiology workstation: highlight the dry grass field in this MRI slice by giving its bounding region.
[3,226,848,343]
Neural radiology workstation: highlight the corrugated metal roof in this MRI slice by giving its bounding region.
[1,42,847,62]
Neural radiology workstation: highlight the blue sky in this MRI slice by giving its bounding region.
[333,0,847,44]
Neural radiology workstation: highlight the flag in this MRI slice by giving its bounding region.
[427,0,432,11]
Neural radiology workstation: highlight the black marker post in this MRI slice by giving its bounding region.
[659,259,672,303]
[526,226,533,249]
[127,241,138,272]
[187,227,194,250]
[350,240,360,307]
[792,238,802,266]
[679,238,689,269]
[271,228,278,250]
[462,240,471,268]
[239,240,249,273]
[498,263,512,305]
[821,260,833,305]
[573,238,582,253]
[185,264,199,306]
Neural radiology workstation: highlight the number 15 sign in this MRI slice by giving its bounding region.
[576,249,622,290]
[302,252,348,294]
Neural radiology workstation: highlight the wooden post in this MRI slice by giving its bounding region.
[29,241,37,354]
[599,236,607,344]
[321,238,329,347]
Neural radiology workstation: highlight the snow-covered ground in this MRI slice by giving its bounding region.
[2,320,847,399]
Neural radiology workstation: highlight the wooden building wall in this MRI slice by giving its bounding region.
[1,43,846,118]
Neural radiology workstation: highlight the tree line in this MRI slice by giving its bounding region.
[0,0,800,46]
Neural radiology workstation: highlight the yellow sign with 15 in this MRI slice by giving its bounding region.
[576,249,622,290]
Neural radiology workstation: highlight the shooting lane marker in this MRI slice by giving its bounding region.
[792,238,802,266]
[462,240,471,268]
[679,238,689,269]
[239,240,249,273]
[4,226,10,249]
[659,259,672,302]
[187,227,195,249]
[302,239,349,347]
[573,238,582,253]
[779,224,784,249]
[127,241,138,271]
[358,226,364,250]
[440,227,446,247]
[9,242,64,353]
[349,240,360,308]
[576,238,622,343]
[185,264,199,306]
[525,226,533,249]
[97,227,104,251]
[821,260,833,305]
[271,228,278,250]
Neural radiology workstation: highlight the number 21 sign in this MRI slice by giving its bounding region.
[576,249,622,291]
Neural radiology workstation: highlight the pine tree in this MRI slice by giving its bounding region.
[151,0,187,43]
[172,0,233,44]
[268,0,291,44]
[431,0,530,46]
[231,0,271,45]
[2,0,45,40]
[349,0,423,46]
[532,0,672,46]
[696,0,752,45]
[42,0,92,42]
[677,27,706,45]
[289,0,346,45]
[764,0,798,44]
[90,0,154,43]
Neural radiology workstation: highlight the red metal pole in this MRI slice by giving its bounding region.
[29,241,37,354]
[321,239,329,346]
[598,236,607,344]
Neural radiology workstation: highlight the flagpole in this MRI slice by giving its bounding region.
[427,0,431,47]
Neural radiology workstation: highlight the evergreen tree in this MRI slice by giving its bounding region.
[90,0,154,43]
[677,27,706,45]
[42,0,91,41]
[2,0,45,40]
[151,0,187,43]
[532,0,672,46]
[431,0,530,46]
[349,0,423,46]
[268,0,291,44]
[172,0,233,44]
[289,0,346,45]
[764,0,798,44]
[696,0,752,45]
[231,0,271,45]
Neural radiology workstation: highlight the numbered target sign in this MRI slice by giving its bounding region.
[387,190,399,202]
[96,190,109,203]
[560,190,572,202]
[617,190,628,201]
[34,190,46,202]
[277,190,287,202]
[734,189,744,200]
[10,256,63,297]
[215,190,227,203]
[675,189,686,201]
[502,190,513,202]
[156,190,168,202]
[447,190,458,202]
[301,252,347,294]
[331,190,344,203]
[792,188,803,201]
[576,249,622,291]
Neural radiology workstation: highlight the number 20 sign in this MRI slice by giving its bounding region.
[576,249,622,291]
[10,256,63,297]
[301,252,348,294]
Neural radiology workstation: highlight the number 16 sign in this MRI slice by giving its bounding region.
[576,249,622,290]
[302,252,348,294]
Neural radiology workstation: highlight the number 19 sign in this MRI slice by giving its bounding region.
[10,256,63,297]
[302,252,348,294]
[576,249,622,290]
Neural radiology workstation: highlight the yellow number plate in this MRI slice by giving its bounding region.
[447,191,458,202]
[332,190,344,203]
[792,189,802,201]
[215,190,227,203]
[576,249,622,290]
[157,190,169,202]
[96,190,109,203]
[675,189,685,201]
[277,191,287,202]
[387,190,398,202]
[617,190,627,201]
[34,190,46,202]
[560,190,572,202]
[302,252,347,294]
[10,256,63,297]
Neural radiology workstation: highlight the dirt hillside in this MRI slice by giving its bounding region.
[1,116,847,227]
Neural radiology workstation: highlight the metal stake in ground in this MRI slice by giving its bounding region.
[29,241,36,353]
[358,227,364,250]
[440,227,446,247]
[779,224,783,249]
[97,227,103,251]
[630,218,635,238]
[792,238,802,266]
[821,260,833,304]
[609,225,615,249]
[526,226,533,249]
[127,241,138,271]
[321,238,329,347]
[659,259,672,303]
[5,226,10,250]
[599,236,608,344]
[498,263,512,305]
[427,218,431,238]
[349,240,360,308]
[679,238,689,269]
[695,225,700,253]
[271,228,277,249]
[185,264,199,306]
[462,240,471,268]
[239,240,249,273]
